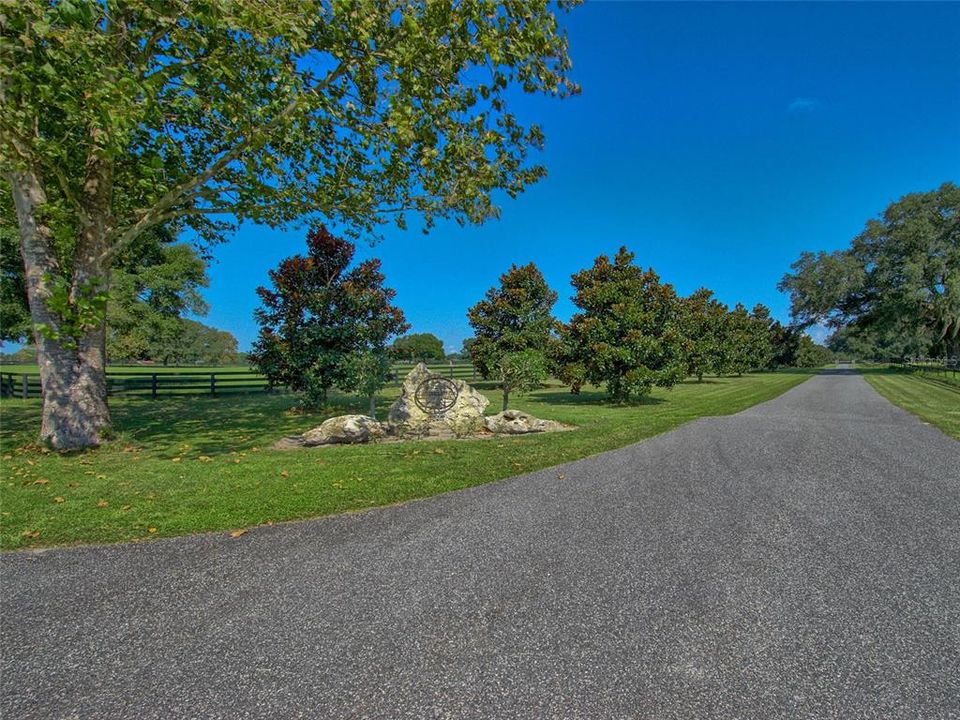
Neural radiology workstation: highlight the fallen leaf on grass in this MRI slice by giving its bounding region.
[280,469,289,478]
[33,478,50,485]
[2,454,12,460]
[198,456,213,463]
[96,499,109,508]
[148,527,157,534]
[171,457,182,463]
[433,448,445,455]
[229,529,248,538]
[53,496,65,504]
[21,530,40,539]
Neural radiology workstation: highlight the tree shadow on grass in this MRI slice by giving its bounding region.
[531,390,666,407]
[108,392,377,456]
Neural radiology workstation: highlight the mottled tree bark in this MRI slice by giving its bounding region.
[8,168,112,450]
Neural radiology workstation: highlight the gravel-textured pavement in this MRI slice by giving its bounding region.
[2,370,959,719]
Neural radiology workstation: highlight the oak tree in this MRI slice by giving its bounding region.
[390,333,445,362]
[780,182,960,358]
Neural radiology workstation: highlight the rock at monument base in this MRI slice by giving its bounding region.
[484,409,568,435]
[302,415,386,446]
[388,363,489,438]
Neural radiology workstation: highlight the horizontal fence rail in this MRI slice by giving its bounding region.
[0,362,479,400]
[891,356,959,383]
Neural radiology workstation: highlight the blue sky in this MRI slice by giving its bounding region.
[203,1,960,352]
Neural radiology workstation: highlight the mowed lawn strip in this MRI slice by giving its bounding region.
[1,370,813,550]
[861,367,960,439]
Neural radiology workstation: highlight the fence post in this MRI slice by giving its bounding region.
[210,373,216,395]
[151,373,158,400]
[21,374,28,399]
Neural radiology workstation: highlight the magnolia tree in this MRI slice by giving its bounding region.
[560,248,685,401]
[1,1,578,448]
[250,226,408,410]
[676,287,728,382]
[467,262,558,409]
[467,262,559,378]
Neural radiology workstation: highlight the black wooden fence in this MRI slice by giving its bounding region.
[891,356,959,383]
[1,362,478,400]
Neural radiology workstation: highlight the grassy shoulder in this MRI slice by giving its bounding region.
[1,370,813,550]
[861,367,960,439]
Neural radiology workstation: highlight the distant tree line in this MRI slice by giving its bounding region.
[465,252,831,410]
[389,333,446,362]
[249,225,834,413]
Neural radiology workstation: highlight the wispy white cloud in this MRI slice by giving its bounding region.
[788,97,820,113]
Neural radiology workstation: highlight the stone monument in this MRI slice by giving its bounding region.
[387,363,489,438]
[276,363,573,448]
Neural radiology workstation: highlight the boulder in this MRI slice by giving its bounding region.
[484,409,567,435]
[388,363,489,438]
[302,414,386,446]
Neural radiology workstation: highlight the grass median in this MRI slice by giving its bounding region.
[860,366,960,439]
[1,370,813,550]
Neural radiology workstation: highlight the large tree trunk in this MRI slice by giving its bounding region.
[9,169,112,450]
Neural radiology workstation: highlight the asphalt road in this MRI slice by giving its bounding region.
[2,370,959,719]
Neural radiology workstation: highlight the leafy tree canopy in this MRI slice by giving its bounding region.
[495,348,548,411]
[780,182,960,357]
[107,242,210,363]
[250,225,408,408]
[3,0,578,250]
[467,262,558,378]
[561,247,685,401]
[391,332,445,362]
[676,287,728,382]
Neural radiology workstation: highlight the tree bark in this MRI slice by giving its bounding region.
[368,394,376,417]
[502,387,510,412]
[8,169,112,450]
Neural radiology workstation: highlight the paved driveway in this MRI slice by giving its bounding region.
[2,370,958,719]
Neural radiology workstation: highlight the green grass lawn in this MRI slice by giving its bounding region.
[861,367,960,439]
[1,370,813,550]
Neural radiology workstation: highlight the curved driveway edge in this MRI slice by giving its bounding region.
[2,370,958,719]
